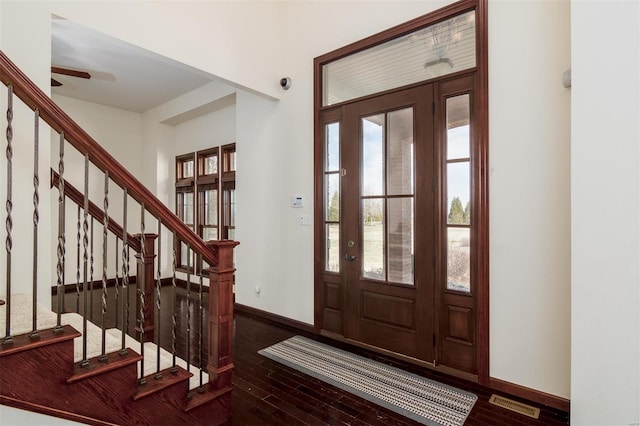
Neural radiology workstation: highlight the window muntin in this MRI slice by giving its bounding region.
[322,10,476,106]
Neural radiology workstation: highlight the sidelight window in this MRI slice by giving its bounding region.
[445,94,471,292]
[324,122,341,273]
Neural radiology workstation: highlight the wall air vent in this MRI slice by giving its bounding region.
[488,394,540,419]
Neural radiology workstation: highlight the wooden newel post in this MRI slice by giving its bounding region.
[135,233,157,342]
[206,240,239,392]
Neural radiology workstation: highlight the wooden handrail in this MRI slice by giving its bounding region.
[0,50,217,266]
[50,169,142,253]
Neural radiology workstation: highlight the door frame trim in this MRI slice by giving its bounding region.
[313,0,489,385]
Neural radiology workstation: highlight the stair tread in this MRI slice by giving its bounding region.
[133,366,193,401]
[184,382,233,413]
[67,348,142,383]
[0,325,80,357]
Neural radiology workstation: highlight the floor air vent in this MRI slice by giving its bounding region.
[489,394,540,419]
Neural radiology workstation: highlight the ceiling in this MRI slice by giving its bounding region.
[51,18,215,113]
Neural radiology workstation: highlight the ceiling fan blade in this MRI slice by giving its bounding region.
[51,66,91,80]
[51,78,63,87]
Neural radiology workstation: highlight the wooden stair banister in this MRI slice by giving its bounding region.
[0,50,217,267]
[1,49,237,423]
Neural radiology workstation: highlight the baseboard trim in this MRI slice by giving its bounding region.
[52,276,210,296]
[488,377,570,413]
[0,395,113,426]
[51,276,136,295]
[163,277,207,293]
[234,303,314,334]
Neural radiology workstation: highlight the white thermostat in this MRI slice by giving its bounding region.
[291,195,304,208]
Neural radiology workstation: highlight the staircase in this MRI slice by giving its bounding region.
[0,51,238,425]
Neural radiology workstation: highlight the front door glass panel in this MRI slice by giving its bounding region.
[361,107,415,285]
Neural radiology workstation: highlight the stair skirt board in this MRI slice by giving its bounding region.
[0,294,208,390]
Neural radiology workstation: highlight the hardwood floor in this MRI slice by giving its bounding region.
[58,285,569,425]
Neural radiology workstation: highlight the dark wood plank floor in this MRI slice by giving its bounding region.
[58,285,569,426]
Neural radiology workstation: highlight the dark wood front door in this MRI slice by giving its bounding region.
[319,85,436,362]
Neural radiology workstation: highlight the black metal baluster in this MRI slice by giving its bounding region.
[76,205,81,314]
[55,132,65,333]
[138,204,146,385]
[155,219,162,379]
[120,189,129,355]
[171,234,177,372]
[198,254,204,392]
[3,84,14,345]
[100,172,109,362]
[60,195,67,312]
[81,154,89,367]
[61,209,66,314]
[90,217,94,321]
[30,109,40,340]
[114,237,119,330]
[186,246,192,396]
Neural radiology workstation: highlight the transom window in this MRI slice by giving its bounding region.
[322,10,476,106]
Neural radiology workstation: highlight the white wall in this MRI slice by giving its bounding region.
[571,1,640,424]
[234,90,293,314]
[488,0,571,398]
[53,95,143,176]
[0,1,53,306]
[50,95,144,291]
[174,104,235,155]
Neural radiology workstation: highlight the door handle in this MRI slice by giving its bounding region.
[344,253,357,262]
